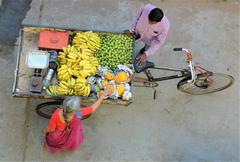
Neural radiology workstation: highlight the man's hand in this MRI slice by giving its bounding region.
[123,29,133,36]
[140,53,147,66]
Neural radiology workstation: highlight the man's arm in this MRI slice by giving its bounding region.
[130,7,144,32]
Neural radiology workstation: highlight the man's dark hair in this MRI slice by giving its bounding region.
[148,8,164,22]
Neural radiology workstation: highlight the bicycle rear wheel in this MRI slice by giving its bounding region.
[177,73,234,95]
[36,101,91,119]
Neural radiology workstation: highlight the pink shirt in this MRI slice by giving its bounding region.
[131,4,170,57]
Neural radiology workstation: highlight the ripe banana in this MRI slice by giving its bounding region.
[55,31,102,97]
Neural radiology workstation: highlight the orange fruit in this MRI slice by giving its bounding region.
[116,84,125,96]
[101,80,109,87]
[114,71,128,83]
[104,72,115,80]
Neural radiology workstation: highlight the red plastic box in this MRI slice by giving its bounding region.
[38,30,69,50]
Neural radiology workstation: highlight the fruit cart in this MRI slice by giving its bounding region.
[12,25,134,106]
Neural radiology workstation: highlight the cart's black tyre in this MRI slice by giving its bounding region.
[177,73,234,95]
[36,101,61,119]
[36,101,91,120]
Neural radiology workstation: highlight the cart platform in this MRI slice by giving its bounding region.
[12,26,133,106]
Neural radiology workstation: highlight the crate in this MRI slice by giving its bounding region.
[38,30,69,50]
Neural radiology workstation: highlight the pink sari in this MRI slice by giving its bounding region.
[45,116,84,154]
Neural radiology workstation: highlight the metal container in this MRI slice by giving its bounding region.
[26,50,49,69]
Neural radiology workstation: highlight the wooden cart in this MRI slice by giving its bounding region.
[12,25,133,106]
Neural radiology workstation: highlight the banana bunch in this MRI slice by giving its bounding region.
[45,85,58,95]
[72,31,101,52]
[75,84,91,96]
[57,45,99,79]
[46,85,74,95]
[78,48,94,60]
[79,59,97,77]
[74,77,91,96]
[51,31,101,97]
[58,45,81,64]
[57,59,98,79]
[90,56,99,67]
[46,77,91,96]
[57,65,72,81]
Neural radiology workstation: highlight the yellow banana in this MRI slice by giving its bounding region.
[59,82,68,89]
[71,78,76,86]
[80,53,90,60]
[67,68,74,75]
[76,77,87,84]
[85,85,91,96]
[67,53,77,59]
[82,48,93,54]
[76,84,86,92]
[57,69,68,76]
[46,88,52,95]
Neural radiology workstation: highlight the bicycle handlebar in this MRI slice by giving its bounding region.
[173,48,190,53]
[173,48,196,83]
[173,48,182,51]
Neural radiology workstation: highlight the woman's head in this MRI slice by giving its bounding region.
[62,97,81,125]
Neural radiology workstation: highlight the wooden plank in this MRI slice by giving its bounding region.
[81,98,132,106]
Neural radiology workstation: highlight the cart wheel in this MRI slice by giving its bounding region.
[36,101,91,120]
[36,101,61,119]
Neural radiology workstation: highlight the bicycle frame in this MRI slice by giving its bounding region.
[144,66,191,82]
[132,48,209,86]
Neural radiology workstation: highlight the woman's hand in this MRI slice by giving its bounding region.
[102,85,114,97]
[91,85,115,112]
[43,127,54,137]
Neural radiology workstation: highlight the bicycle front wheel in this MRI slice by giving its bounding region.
[177,73,234,95]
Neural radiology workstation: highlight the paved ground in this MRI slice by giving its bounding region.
[0,0,32,161]
[0,0,239,162]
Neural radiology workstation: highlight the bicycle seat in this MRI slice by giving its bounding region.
[134,61,155,73]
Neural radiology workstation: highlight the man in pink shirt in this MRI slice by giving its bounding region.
[125,4,170,73]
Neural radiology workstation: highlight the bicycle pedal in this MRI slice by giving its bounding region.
[144,81,159,87]
[144,69,154,81]
[153,89,157,100]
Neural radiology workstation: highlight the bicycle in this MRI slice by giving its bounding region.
[131,47,234,98]
[36,47,234,118]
